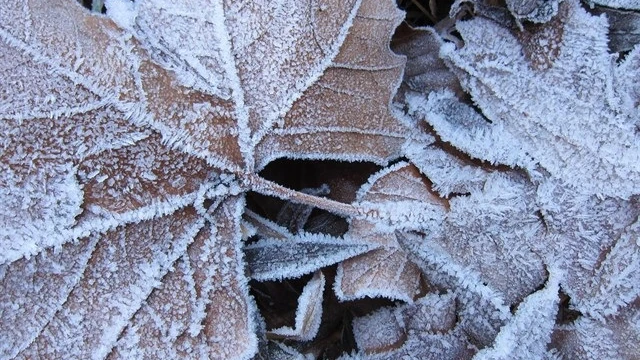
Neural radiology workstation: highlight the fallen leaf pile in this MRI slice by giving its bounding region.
[1,0,639,358]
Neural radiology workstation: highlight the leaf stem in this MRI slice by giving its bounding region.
[246,174,362,218]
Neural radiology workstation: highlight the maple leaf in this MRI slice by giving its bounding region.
[0,0,408,358]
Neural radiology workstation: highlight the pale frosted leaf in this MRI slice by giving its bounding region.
[0,0,148,262]
[352,306,405,354]
[407,90,537,171]
[552,302,640,360]
[436,0,640,198]
[506,0,560,23]
[352,293,475,359]
[336,162,447,302]
[398,167,546,306]
[1,207,204,359]
[404,140,494,197]
[399,231,512,347]
[111,197,258,360]
[268,271,325,341]
[592,6,640,53]
[474,271,560,360]
[391,25,463,102]
[534,181,640,314]
[245,234,376,281]
[614,46,640,111]
[581,217,640,317]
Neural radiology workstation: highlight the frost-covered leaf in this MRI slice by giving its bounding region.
[268,271,325,342]
[397,165,547,307]
[349,292,476,359]
[585,0,640,10]
[2,0,409,357]
[410,0,640,198]
[584,217,640,317]
[592,6,640,53]
[399,230,512,347]
[505,0,560,23]
[552,301,640,360]
[404,139,498,197]
[0,0,148,262]
[474,271,560,360]
[336,162,447,302]
[351,306,406,354]
[109,197,257,360]
[533,181,640,316]
[245,233,377,282]
[1,207,205,359]
[391,25,463,102]
[107,0,409,171]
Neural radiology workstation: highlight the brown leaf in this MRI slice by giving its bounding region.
[268,271,325,342]
[350,292,475,359]
[336,162,446,302]
[0,207,204,359]
[1,0,408,358]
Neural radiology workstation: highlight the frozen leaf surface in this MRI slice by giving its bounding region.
[391,25,463,102]
[474,271,560,360]
[349,292,475,359]
[552,301,640,360]
[245,234,377,282]
[586,0,640,10]
[410,0,640,198]
[268,271,325,342]
[592,6,640,53]
[1,0,409,358]
[335,162,446,302]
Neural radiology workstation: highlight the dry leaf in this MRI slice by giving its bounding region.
[335,162,446,302]
[474,271,560,360]
[268,271,325,342]
[348,292,475,359]
[408,0,640,199]
[0,0,408,358]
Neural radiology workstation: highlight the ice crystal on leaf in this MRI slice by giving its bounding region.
[335,162,446,302]
[267,271,325,342]
[0,0,408,358]
[397,0,640,358]
[408,0,640,199]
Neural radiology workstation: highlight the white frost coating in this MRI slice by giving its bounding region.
[351,306,404,353]
[245,0,365,143]
[583,218,640,318]
[0,168,83,264]
[406,91,537,171]
[437,0,640,198]
[245,234,377,281]
[404,140,493,196]
[399,232,511,316]
[474,271,560,360]
[105,0,138,29]
[269,271,325,341]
